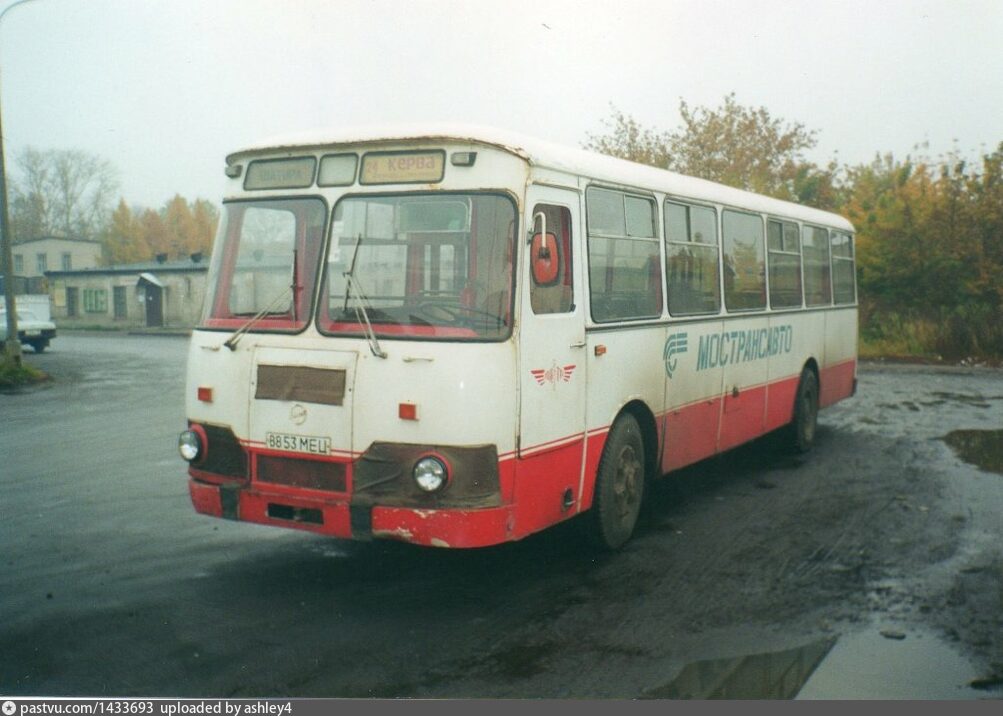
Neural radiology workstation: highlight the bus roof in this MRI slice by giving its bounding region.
[229,124,854,232]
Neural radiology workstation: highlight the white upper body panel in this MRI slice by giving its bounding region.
[228,123,853,233]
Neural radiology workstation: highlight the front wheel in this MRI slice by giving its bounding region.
[588,413,646,550]
[788,368,819,453]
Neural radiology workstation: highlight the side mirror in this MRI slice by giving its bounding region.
[531,232,559,285]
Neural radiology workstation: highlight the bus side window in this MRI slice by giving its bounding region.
[830,231,856,304]
[665,201,721,315]
[767,219,803,309]
[803,225,833,306]
[585,188,661,322]
[530,204,574,314]
[722,209,766,312]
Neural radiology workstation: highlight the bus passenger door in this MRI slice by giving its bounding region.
[517,188,587,527]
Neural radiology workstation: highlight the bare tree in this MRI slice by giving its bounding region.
[10,147,118,241]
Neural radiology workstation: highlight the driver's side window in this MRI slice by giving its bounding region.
[530,204,574,315]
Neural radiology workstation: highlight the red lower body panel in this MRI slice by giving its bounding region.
[511,439,585,538]
[820,358,856,408]
[188,359,857,548]
[662,398,722,473]
[764,375,799,433]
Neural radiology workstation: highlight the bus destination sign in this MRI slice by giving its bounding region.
[244,157,317,190]
[361,151,445,184]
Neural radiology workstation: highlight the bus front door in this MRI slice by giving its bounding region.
[516,187,587,528]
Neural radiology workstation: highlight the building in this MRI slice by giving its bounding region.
[46,254,209,329]
[12,237,102,278]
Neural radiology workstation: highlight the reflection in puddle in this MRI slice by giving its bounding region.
[644,638,835,699]
[798,628,983,699]
[943,429,1003,475]
[645,628,991,699]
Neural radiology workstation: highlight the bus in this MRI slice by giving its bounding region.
[179,125,857,550]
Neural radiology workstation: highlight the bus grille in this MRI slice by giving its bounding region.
[256,455,347,493]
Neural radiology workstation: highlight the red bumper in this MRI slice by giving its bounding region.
[189,478,517,548]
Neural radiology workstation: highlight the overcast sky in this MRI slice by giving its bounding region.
[1,0,1001,208]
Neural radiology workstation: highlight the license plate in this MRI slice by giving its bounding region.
[265,432,331,456]
[25,329,41,337]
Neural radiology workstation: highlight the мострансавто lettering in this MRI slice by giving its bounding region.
[696,325,793,371]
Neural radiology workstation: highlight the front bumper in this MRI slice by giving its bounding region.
[188,477,516,548]
[185,428,513,548]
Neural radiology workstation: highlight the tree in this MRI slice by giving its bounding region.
[190,199,219,257]
[98,195,219,265]
[161,195,218,258]
[583,106,673,169]
[584,94,839,208]
[163,194,197,257]
[840,146,1003,357]
[101,200,149,265]
[139,208,169,258]
[9,147,118,241]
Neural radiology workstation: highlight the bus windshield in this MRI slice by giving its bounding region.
[202,198,327,332]
[318,193,516,340]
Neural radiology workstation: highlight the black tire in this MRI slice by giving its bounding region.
[30,341,47,354]
[788,368,819,453]
[588,413,646,550]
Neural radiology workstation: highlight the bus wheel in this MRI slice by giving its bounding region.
[789,368,819,453]
[589,413,645,549]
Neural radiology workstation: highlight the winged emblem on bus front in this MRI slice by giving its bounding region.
[530,362,576,387]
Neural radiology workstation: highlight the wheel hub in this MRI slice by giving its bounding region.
[614,445,641,520]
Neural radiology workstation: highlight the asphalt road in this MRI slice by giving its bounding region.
[1,335,1002,698]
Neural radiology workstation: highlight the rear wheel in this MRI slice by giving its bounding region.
[30,340,47,353]
[589,413,646,549]
[788,368,819,453]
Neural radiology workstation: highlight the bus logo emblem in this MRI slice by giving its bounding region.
[663,333,688,378]
[290,404,308,425]
[530,362,576,387]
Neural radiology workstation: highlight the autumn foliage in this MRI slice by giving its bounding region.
[586,97,1003,359]
[102,196,218,265]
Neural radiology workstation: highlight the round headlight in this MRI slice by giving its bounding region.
[413,456,448,492]
[178,429,203,463]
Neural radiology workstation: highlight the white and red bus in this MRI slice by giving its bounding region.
[179,126,857,549]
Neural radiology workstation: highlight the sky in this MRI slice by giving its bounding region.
[1,0,1001,208]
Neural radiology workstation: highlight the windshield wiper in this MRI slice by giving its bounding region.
[342,233,387,359]
[224,250,304,351]
[222,286,292,351]
[344,274,388,359]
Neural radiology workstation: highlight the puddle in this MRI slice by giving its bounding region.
[643,628,992,699]
[942,429,1003,475]
[643,638,835,698]
[797,628,984,699]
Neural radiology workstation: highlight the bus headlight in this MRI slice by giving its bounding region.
[413,455,448,492]
[178,428,205,463]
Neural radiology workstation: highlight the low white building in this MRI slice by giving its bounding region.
[12,237,102,277]
[46,254,209,329]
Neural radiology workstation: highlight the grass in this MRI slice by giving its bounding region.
[0,358,49,388]
[860,305,1003,364]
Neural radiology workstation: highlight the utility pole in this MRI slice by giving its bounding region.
[0,0,32,368]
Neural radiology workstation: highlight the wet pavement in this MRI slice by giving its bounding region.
[1,336,1002,698]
